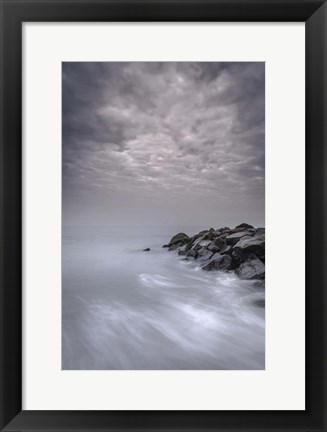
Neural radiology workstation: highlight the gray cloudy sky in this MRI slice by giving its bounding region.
[62,62,265,228]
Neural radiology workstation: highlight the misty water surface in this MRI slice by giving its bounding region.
[62,226,265,370]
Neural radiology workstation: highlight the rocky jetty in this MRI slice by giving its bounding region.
[164,223,265,281]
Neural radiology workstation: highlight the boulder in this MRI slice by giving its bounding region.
[213,237,226,249]
[168,232,190,250]
[142,248,150,252]
[186,249,198,259]
[189,237,212,253]
[236,254,265,280]
[164,224,265,280]
[235,223,254,231]
[202,253,234,271]
[195,231,215,241]
[220,244,233,255]
[168,232,189,246]
[197,230,209,237]
[197,239,212,248]
[207,243,220,253]
[215,230,233,239]
[178,241,195,255]
[178,244,188,256]
[197,247,213,262]
[254,227,265,238]
[233,237,265,260]
[225,231,253,246]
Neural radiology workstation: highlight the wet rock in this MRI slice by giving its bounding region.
[178,242,193,255]
[197,247,213,262]
[164,224,265,280]
[208,237,226,251]
[233,237,265,260]
[236,254,265,280]
[220,244,233,255]
[235,223,254,231]
[186,248,198,259]
[202,253,234,271]
[254,227,265,238]
[197,230,210,237]
[225,231,253,246]
[188,237,211,254]
[168,232,190,251]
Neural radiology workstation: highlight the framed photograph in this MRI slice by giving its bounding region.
[0,0,326,431]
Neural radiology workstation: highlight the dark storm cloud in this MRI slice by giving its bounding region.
[62,62,265,226]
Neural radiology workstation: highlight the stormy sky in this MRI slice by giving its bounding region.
[62,62,265,228]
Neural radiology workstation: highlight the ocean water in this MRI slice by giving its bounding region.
[62,226,265,370]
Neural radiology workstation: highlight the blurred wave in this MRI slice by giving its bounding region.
[62,226,265,370]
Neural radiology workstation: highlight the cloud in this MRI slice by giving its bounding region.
[62,62,265,226]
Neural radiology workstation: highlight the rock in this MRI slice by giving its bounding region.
[189,237,211,254]
[214,231,232,239]
[207,243,219,253]
[233,237,265,260]
[202,253,234,271]
[204,231,215,240]
[186,249,198,259]
[196,231,215,241]
[142,248,150,252]
[168,232,190,251]
[236,254,265,280]
[168,232,189,246]
[254,227,265,238]
[178,244,189,256]
[162,244,169,248]
[225,231,253,246]
[235,223,254,231]
[197,239,212,248]
[213,237,226,249]
[197,230,209,237]
[220,244,233,255]
[197,247,213,262]
[164,224,265,280]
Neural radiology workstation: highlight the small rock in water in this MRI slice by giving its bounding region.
[142,248,151,252]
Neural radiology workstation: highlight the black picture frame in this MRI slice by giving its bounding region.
[0,0,326,431]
